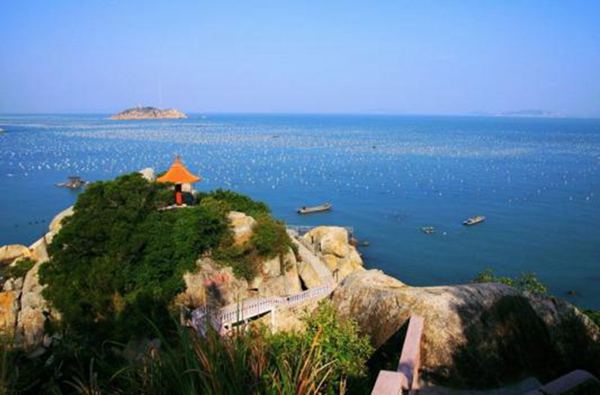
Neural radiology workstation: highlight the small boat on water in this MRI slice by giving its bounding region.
[421,226,436,234]
[463,215,486,226]
[297,203,332,215]
[56,176,88,189]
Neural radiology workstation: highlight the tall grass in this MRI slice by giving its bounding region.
[2,302,371,394]
[113,322,337,395]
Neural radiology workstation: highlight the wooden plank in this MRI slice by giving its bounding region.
[371,370,403,395]
[536,370,599,395]
[398,315,424,391]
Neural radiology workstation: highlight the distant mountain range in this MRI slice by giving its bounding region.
[469,109,565,118]
[110,107,187,120]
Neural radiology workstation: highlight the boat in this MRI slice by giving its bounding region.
[463,215,486,226]
[421,226,436,234]
[56,176,88,189]
[297,203,332,215]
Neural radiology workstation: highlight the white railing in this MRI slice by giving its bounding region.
[191,282,334,334]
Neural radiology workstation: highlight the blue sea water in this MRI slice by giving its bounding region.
[1,114,599,308]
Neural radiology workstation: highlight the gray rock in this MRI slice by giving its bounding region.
[332,269,600,388]
[0,291,19,336]
[47,206,74,244]
[293,238,333,284]
[259,276,289,297]
[139,168,156,182]
[15,260,54,349]
[262,256,281,277]
[0,245,31,264]
[227,211,256,246]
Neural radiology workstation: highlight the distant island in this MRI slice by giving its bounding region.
[468,109,565,118]
[110,106,187,120]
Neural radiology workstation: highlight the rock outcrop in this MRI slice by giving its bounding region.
[139,168,156,182]
[0,291,19,335]
[0,213,58,348]
[178,257,249,308]
[47,206,73,243]
[300,226,364,283]
[15,258,54,348]
[110,107,187,120]
[0,245,31,264]
[332,270,600,388]
[227,211,257,246]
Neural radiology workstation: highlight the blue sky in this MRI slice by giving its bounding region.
[1,1,599,116]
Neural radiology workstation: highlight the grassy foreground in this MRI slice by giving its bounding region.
[0,302,372,394]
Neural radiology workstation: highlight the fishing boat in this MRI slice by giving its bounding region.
[463,215,486,226]
[297,203,332,215]
[56,176,88,189]
[421,226,436,234]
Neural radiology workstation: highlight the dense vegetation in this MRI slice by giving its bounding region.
[473,269,600,326]
[39,173,292,343]
[2,258,35,280]
[0,302,372,394]
[472,268,548,295]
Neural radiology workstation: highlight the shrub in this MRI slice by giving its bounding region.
[201,189,270,216]
[250,214,293,259]
[269,301,373,393]
[583,310,600,327]
[213,214,293,281]
[3,258,35,279]
[40,173,228,342]
[472,269,547,295]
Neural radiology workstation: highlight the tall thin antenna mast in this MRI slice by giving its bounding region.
[158,81,162,109]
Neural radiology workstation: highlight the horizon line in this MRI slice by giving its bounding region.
[1,110,599,120]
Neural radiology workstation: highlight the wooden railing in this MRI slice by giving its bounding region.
[190,282,334,335]
[372,315,424,395]
[524,370,600,395]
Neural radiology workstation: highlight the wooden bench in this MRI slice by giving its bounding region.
[372,315,424,395]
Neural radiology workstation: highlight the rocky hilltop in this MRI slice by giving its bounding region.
[331,270,600,388]
[110,107,187,120]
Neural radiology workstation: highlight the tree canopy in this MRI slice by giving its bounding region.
[40,173,287,342]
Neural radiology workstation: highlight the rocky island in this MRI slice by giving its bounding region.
[110,106,187,120]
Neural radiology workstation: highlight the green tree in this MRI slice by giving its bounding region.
[40,173,228,342]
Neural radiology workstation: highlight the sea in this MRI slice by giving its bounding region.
[1,114,599,308]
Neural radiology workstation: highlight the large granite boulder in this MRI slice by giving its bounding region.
[292,239,331,289]
[47,206,74,243]
[178,258,249,308]
[301,227,364,282]
[29,236,49,263]
[261,256,281,277]
[139,168,155,182]
[259,276,289,297]
[15,260,55,349]
[303,226,350,257]
[281,249,303,295]
[0,245,31,264]
[332,270,600,388]
[227,211,256,246]
[0,291,19,335]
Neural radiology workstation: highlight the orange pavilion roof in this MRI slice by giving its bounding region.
[157,156,201,184]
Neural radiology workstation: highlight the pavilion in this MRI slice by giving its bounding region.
[157,155,201,205]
